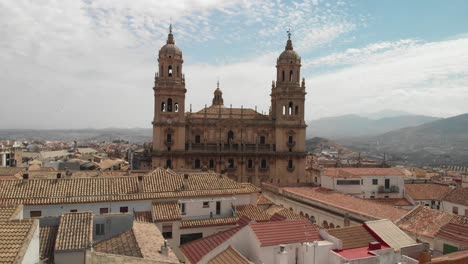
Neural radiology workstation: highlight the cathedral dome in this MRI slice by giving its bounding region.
[278,33,300,62]
[159,25,182,57]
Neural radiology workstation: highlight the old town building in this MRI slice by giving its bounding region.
[152,26,307,185]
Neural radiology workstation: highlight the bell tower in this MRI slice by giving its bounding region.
[271,30,307,183]
[152,25,186,169]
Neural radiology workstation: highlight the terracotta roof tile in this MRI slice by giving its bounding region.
[190,105,267,120]
[132,221,179,262]
[0,168,259,206]
[256,194,273,206]
[396,206,467,238]
[55,212,93,251]
[94,230,143,258]
[365,198,412,207]
[405,184,453,201]
[180,226,243,264]
[327,225,377,249]
[250,219,321,247]
[208,246,252,264]
[134,211,153,223]
[152,201,181,222]
[435,222,468,247]
[85,251,179,264]
[236,205,271,222]
[39,225,58,263]
[275,186,407,222]
[180,217,239,229]
[264,205,303,220]
[0,219,38,264]
[443,186,468,206]
[0,204,21,221]
[323,168,405,178]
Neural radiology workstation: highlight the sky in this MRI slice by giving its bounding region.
[1,0,468,129]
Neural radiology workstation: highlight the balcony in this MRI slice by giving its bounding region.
[377,185,400,193]
[164,140,173,147]
[287,141,296,148]
[188,143,275,154]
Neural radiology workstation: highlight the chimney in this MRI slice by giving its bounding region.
[418,243,431,264]
[22,173,29,183]
[137,175,143,192]
[160,240,170,256]
[183,174,189,190]
[276,245,288,264]
[368,241,381,251]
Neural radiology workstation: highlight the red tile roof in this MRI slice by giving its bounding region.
[323,168,405,178]
[277,186,408,222]
[236,205,271,222]
[180,226,243,264]
[250,219,321,247]
[327,225,377,249]
[405,184,452,201]
[256,195,273,206]
[443,186,468,206]
[435,222,468,247]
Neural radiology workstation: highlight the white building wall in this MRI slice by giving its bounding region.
[441,201,468,216]
[21,223,40,264]
[321,175,405,199]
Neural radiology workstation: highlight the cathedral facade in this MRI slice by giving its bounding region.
[152,26,307,185]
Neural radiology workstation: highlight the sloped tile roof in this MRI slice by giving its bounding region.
[55,212,93,251]
[191,105,266,120]
[39,225,58,263]
[443,186,468,206]
[85,251,179,264]
[180,226,243,264]
[0,204,21,221]
[250,219,321,247]
[405,183,453,201]
[256,194,273,206]
[132,222,179,262]
[396,206,467,238]
[94,230,143,258]
[0,168,259,205]
[435,222,468,247]
[236,204,271,222]
[327,225,377,249]
[323,168,405,178]
[180,217,239,229]
[0,219,38,264]
[134,211,153,223]
[152,201,181,222]
[208,246,252,264]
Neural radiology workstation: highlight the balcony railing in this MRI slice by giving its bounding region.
[287,141,296,148]
[187,143,276,153]
[164,140,173,146]
[377,185,399,193]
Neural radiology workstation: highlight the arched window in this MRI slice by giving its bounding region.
[310,215,316,224]
[161,102,166,112]
[289,207,293,211]
[295,106,298,115]
[167,98,173,112]
[247,159,253,169]
[168,65,173,77]
[209,159,214,169]
[288,102,293,115]
[227,131,234,143]
[289,70,293,81]
[336,225,341,228]
[194,159,201,169]
[259,136,266,145]
[305,213,309,218]
[282,70,285,81]
[300,211,304,217]
[177,66,180,77]
[160,65,164,77]
[282,106,286,115]
[261,159,267,169]
[323,220,329,229]
[228,159,234,169]
[166,159,172,169]
[195,135,201,144]
[174,103,179,112]
[329,223,335,229]
[288,135,293,144]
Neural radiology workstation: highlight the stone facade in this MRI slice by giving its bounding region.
[152,26,307,185]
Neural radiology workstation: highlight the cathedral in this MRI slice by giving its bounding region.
[151,25,307,185]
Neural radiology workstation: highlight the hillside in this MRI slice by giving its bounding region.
[306,114,440,139]
[343,114,468,165]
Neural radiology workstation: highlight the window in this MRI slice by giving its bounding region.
[96,223,105,236]
[162,224,173,239]
[203,201,209,208]
[288,135,293,144]
[177,66,180,77]
[195,135,201,144]
[259,136,266,144]
[370,196,375,199]
[372,179,378,185]
[227,131,234,143]
[261,159,267,169]
[166,159,172,169]
[167,98,173,112]
[453,206,459,215]
[384,179,390,189]
[209,159,214,169]
[289,70,293,81]
[180,233,203,245]
[160,65,164,77]
[194,159,201,169]
[166,133,172,143]
[336,180,361,185]
[288,159,293,169]
[247,159,253,169]
[384,196,389,198]
[216,201,221,215]
[465,209,468,216]
[161,102,166,112]
[174,103,179,112]
[295,106,298,115]
[180,203,186,215]
[282,106,286,115]
[288,102,293,115]
[168,65,173,77]
[30,211,42,217]
[70,209,78,213]
[120,207,128,213]
[100,208,109,214]
[282,70,285,81]
[228,159,234,169]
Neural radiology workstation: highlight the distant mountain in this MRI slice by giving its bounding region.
[363,109,412,120]
[307,114,440,139]
[342,114,468,166]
